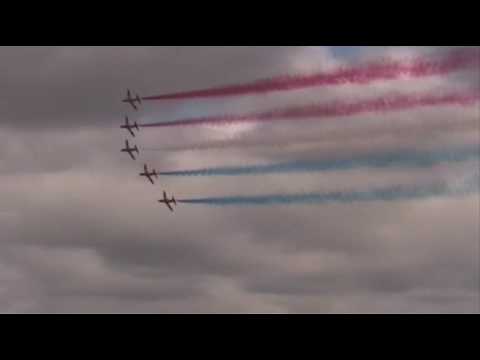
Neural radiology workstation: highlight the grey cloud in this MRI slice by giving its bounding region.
[0,46,297,129]
[0,46,478,313]
[244,248,478,297]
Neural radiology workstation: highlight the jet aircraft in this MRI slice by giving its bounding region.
[139,164,158,184]
[158,190,177,212]
[121,139,139,160]
[122,89,142,110]
[120,116,139,137]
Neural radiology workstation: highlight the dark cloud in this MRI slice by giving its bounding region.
[0,46,296,129]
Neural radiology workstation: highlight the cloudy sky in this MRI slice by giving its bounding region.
[0,46,479,313]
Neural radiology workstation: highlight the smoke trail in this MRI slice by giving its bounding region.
[142,48,479,101]
[178,173,479,206]
[143,118,478,153]
[159,144,479,177]
[140,91,479,128]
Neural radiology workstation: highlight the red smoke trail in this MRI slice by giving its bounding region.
[142,48,479,101]
[140,91,480,128]
[142,118,479,152]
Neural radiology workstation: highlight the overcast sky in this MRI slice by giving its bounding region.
[0,46,478,313]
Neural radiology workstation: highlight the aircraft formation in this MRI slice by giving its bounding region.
[121,89,177,212]
[118,48,479,211]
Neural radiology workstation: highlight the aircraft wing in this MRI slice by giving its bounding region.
[158,200,173,211]
[147,174,154,184]
[128,151,136,160]
[128,127,135,136]
[131,101,138,110]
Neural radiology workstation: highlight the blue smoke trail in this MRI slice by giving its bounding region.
[160,144,479,176]
[178,173,479,206]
